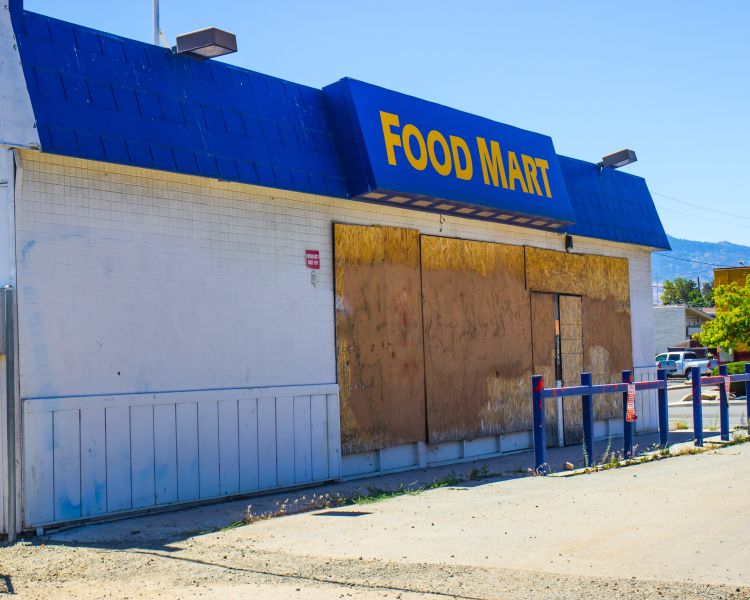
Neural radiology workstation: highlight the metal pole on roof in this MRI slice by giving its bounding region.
[153,0,160,46]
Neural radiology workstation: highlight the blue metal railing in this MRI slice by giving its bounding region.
[532,364,750,472]
[689,363,750,446]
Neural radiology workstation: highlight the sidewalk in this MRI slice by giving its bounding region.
[46,429,697,546]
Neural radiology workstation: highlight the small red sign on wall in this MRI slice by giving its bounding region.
[305,249,320,269]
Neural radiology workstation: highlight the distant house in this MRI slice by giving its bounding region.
[653,305,714,355]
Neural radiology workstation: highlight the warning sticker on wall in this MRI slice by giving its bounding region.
[626,383,637,422]
[305,250,320,269]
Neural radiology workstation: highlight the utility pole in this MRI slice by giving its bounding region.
[153,0,160,46]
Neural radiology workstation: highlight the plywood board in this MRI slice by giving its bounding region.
[334,223,426,455]
[530,293,560,446]
[421,236,533,444]
[525,247,630,303]
[560,295,584,444]
[526,247,632,427]
[583,296,633,421]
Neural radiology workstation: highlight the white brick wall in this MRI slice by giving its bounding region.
[14,151,656,399]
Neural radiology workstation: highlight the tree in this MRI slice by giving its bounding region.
[699,276,750,351]
[701,281,714,307]
[661,277,705,306]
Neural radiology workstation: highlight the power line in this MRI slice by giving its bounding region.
[653,192,750,222]
[652,253,734,268]
[654,203,750,228]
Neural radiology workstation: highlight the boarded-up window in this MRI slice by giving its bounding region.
[421,236,532,444]
[333,224,426,455]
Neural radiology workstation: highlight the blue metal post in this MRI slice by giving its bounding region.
[691,366,703,446]
[581,372,594,467]
[719,364,730,442]
[657,368,668,447]
[622,370,634,458]
[746,363,750,431]
[532,375,547,472]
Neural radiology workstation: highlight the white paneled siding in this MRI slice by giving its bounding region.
[23,385,340,528]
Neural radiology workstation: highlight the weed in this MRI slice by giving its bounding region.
[220,520,245,532]
[581,435,590,468]
[674,420,689,430]
[468,465,491,481]
[707,419,719,432]
[598,437,613,466]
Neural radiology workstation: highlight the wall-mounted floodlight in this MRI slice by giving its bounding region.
[597,149,637,171]
[175,27,237,59]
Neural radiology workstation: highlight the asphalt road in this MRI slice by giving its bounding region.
[668,383,748,429]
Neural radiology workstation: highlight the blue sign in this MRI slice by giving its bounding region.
[323,78,576,228]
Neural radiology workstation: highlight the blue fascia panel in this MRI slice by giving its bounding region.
[559,156,670,250]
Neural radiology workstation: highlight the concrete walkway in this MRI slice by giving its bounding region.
[47,429,697,546]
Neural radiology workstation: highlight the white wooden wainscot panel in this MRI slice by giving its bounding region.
[130,405,156,509]
[294,396,313,484]
[310,395,328,482]
[197,402,220,499]
[176,403,200,502]
[257,397,278,489]
[53,411,81,521]
[634,367,658,433]
[237,397,259,492]
[218,399,240,496]
[276,398,295,487]
[153,404,178,505]
[23,411,54,525]
[106,406,132,513]
[80,408,107,517]
[22,384,340,528]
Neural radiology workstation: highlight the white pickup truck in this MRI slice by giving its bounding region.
[655,351,716,379]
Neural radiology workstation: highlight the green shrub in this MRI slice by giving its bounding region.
[710,361,749,376]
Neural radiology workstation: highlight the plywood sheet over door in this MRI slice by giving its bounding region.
[525,247,632,422]
[334,224,426,455]
[421,236,532,444]
[530,293,560,447]
[559,295,584,444]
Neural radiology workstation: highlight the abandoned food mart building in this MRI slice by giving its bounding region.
[0,1,670,535]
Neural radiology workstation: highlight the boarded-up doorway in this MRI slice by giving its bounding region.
[530,293,559,446]
[333,224,426,455]
[530,293,583,446]
[559,295,584,444]
[420,236,533,444]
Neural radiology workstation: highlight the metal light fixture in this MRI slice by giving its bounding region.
[597,149,637,171]
[175,27,237,59]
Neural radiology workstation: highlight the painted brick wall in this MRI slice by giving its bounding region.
[14,150,656,399]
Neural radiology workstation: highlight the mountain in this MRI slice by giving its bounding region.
[652,235,750,283]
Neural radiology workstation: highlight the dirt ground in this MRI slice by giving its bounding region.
[1,442,749,599]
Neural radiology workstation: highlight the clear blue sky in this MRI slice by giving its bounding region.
[25,0,750,245]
